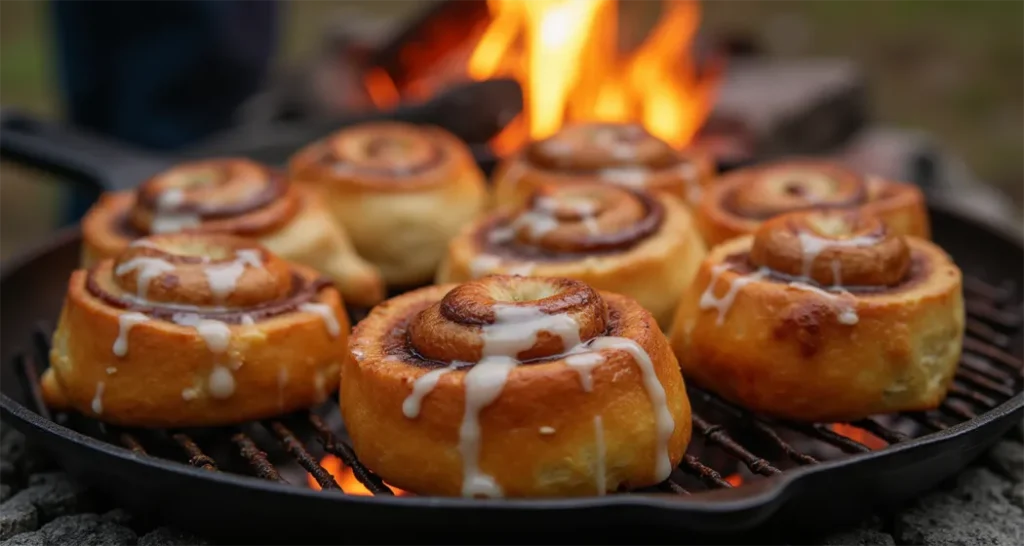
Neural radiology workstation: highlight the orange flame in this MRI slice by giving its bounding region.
[468,0,721,150]
[308,454,409,496]
[830,423,887,450]
[724,473,743,487]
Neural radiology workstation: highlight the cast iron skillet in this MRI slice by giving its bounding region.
[0,112,1021,544]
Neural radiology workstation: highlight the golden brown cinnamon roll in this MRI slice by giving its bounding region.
[44,234,350,427]
[342,275,691,497]
[670,210,963,422]
[289,122,488,287]
[437,183,706,330]
[491,122,714,211]
[696,160,930,247]
[81,158,385,308]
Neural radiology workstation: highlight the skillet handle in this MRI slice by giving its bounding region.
[0,109,169,193]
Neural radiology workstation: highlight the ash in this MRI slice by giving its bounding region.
[1,422,1021,545]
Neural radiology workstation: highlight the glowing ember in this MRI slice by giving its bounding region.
[724,473,743,487]
[364,0,721,153]
[830,423,887,450]
[308,454,409,496]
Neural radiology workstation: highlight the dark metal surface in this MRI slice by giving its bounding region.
[0,201,1021,544]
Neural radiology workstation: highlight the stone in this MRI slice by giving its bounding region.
[19,473,89,521]
[0,513,136,546]
[821,525,895,545]
[1008,481,1024,510]
[0,430,24,474]
[139,526,211,546]
[0,502,36,542]
[986,440,1024,483]
[0,531,42,546]
[895,467,1024,546]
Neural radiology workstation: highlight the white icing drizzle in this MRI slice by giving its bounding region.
[593,415,607,495]
[402,364,458,419]
[240,314,255,326]
[787,282,860,325]
[582,217,600,235]
[91,382,105,414]
[128,239,163,250]
[171,313,231,353]
[113,312,149,357]
[458,305,581,498]
[314,369,327,402]
[470,255,503,279]
[207,366,235,399]
[203,249,263,302]
[564,351,605,392]
[106,367,117,375]
[586,336,674,481]
[517,210,559,239]
[797,231,879,279]
[699,265,769,325]
[539,426,556,435]
[599,168,647,188]
[114,258,176,299]
[351,348,365,362]
[487,226,516,245]
[298,303,340,337]
[151,188,201,234]
[181,387,199,401]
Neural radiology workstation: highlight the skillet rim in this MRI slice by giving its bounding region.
[0,197,1021,527]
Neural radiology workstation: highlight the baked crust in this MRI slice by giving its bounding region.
[341,276,691,497]
[80,158,385,308]
[491,122,714,211]
[437,184,706,330]
[670,210,963,422]
[696,159,930,247]
[289,122,487,287]
[44,234,350,427]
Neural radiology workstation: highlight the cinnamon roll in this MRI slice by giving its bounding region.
[696,160,930,247]
[44,234,350,427]
[81,158,385,308]
[289,122,488,287]
[342,275,691,497]
[669,209,963,422]
[437,183,706,330]
[491,122,714,211]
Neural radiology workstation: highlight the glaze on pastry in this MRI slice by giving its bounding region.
[289,122,488,287]
[696,159,930,247]
[44,234,349,427]
[81,158,385,307]
[670,209,963,422]
[437,183,706,329]
[342,275,691,497]
[491,122,714,210]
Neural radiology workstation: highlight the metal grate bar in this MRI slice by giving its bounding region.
[966,318,1011,347]
[902,412,949,431]
[657,480,691,495]
[692,414,781,476]
[119,432,148,455]
[937,401,976,421]
[748,420,820,465]
[232,432,286,483]
[965,300,1022,328]
[172,433,218,471]
[783,423,872,454]
[954,368,1016,398]
[850,419,907,444]
[307,414,393,496]
[947,384,998,408]
[959,355,1017,384]
[962,337,1024,372]
[964,277,1014,302]
[267,421,342,491]
[679,455,733,489]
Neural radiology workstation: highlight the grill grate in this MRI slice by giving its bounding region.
[11,275,1022,497]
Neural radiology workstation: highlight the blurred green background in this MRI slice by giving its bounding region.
[1,0,1021,258]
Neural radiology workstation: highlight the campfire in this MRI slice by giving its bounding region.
[308,454,410,496]
[362,0,723,156]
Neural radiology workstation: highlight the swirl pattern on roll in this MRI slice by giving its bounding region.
[670,208,962,422]
[697,159,930,246]
[343,275,691,497]
[127,158,298,236]
[493,122,713,208]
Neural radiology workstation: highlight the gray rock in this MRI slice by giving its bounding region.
[821,526,895,545]
[0,502,36,541]
[1008,481,1023,510]
[139,526,210,546]
[0,531,43,546]
[895,467,1024,546]
[19,473,89,521]
[986,440,1024,482]
[0,513,136,546]
[0,430,24,476]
